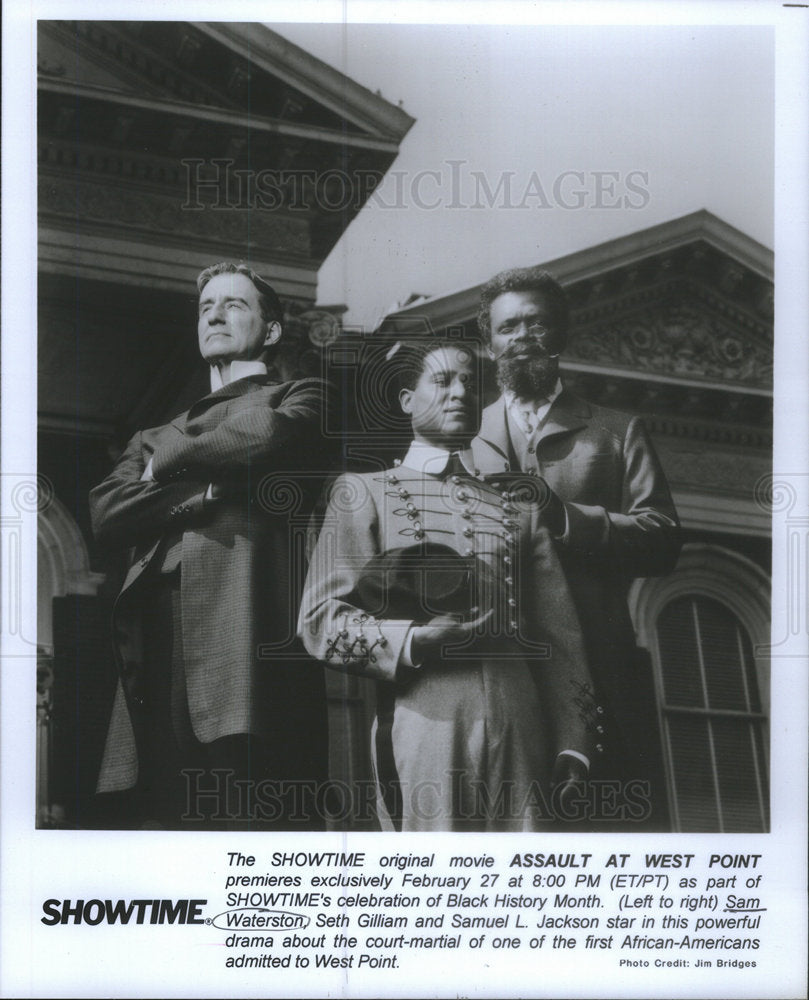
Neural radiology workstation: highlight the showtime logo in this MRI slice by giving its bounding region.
[41,899,207,925]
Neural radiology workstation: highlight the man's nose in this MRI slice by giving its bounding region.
[207,301,226,323]
[508,319,534,337]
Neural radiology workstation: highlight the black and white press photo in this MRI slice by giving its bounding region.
[2,2,806,998]
[33,17,773,835]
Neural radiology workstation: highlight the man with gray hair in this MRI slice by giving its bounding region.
[90,262,334,828]
[473,265,681,827]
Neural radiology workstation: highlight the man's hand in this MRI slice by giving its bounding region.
[410,609,494,666]
[551,753,589,819]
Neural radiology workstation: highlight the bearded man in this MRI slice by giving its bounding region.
[472,266,681,828]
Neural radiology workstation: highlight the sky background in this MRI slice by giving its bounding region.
[273,22,773,331]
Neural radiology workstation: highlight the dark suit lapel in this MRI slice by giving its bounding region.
[536,388,591,445]
[169,413,190,434]
[475,390,593,472]
[178,373,278,429]
[476,398,514,466]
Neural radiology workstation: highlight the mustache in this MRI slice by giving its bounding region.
[499,336,553,360]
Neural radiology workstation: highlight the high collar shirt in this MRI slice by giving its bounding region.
[209,359,268,393]
[504,378,564,439]
[400,442,477,477]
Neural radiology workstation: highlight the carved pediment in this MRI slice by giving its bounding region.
[563,234,772,392]
[570,284,772,390]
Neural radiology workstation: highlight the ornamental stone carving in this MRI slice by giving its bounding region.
[39,175,311,255]
[655,445,769,493]
[570,299,772,389]
[277,307,343,379]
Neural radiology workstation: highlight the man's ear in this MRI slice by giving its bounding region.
[399,387,413,415]
[485,343,496,360]
[263,321,282,348]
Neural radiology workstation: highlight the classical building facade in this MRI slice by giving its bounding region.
[36,20,414,827]
[378,210,773,833]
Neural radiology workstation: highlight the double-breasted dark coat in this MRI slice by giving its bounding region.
[90,373,334,794]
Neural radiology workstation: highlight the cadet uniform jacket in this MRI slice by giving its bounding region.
[298,462,602,831]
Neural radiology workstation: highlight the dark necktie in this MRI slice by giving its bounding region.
[443,452,467,479]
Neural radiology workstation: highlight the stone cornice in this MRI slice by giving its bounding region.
[550,210,772,284]
[193,23,415,141]
[39,21,415,145]
[39,174,316,264]
[648,414,771,449]
[559,369,771,448]
[38,226,320,301]
[39,77,406,155]
[39,20,228,108]
[39,140,190,193]
[561,361,770,399]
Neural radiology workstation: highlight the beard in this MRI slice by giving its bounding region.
[495,342,559,400]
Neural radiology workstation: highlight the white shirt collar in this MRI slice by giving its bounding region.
[400,441,477,476]
[210,359,268,392]
[504,377,564,414]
